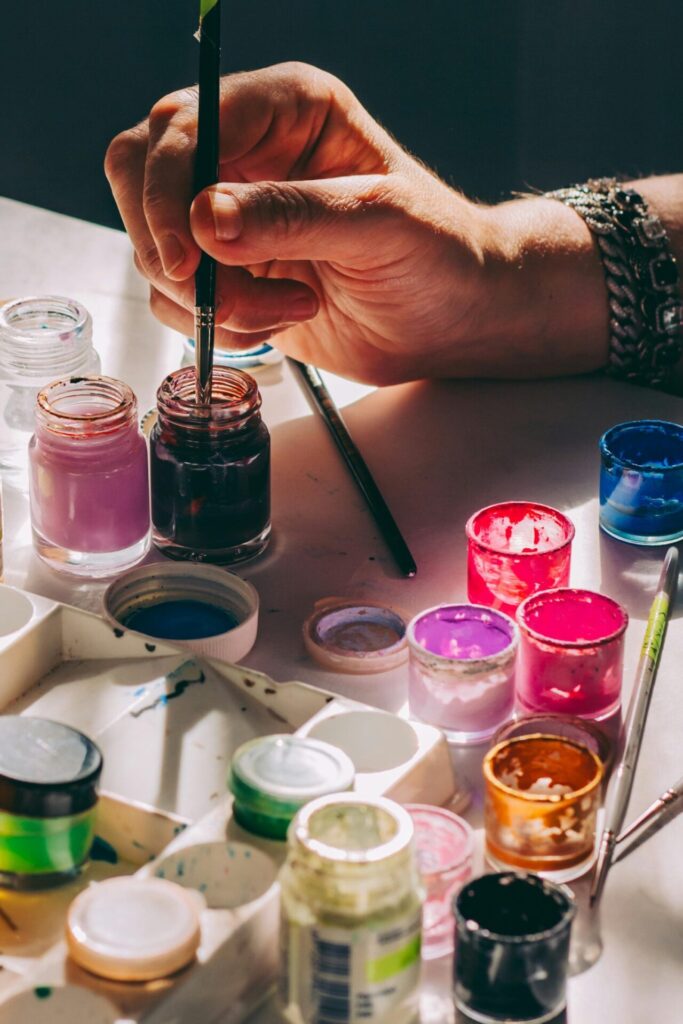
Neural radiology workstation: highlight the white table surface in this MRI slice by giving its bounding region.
[1,196,682,1024]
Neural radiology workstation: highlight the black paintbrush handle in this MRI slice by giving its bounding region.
[291,359,417,578]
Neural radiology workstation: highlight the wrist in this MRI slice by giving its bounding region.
[472,197,610,377]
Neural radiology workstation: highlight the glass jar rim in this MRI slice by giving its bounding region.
[36,375,137,436]
[453,871,576,945]
[483,734,604,803]
[465,501,575,556]
[0,295,95,383]
[156,365,260,426]
[290,794,414,866]
[599,419,683,472]
[517,587,628,648]
[406,603,519,665]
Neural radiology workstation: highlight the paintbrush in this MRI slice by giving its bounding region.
[193,0,221,404]
[613,773,683,856]
[590,545,679,906]
[289,359,417,578]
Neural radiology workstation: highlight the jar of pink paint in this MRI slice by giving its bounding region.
[29,376,150,577]
[516,588,628,721]
[407,603,518,744]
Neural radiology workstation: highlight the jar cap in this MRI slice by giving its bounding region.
[0,717,102,818]
[229,735,355,839]
[303,600,408,673]
[66,876,202,981]
[103,562,259,663]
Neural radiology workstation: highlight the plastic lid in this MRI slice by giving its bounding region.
[303,600,408,673]
[229,735,356,839]
[66,877,202,981]
[0,717,102,818]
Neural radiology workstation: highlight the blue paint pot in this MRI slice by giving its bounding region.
[103,563,259,663]
[599,419,683,544]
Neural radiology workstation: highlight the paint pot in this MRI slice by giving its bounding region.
[599,419,683,544]
[28,375,149,577]
[516,588,628,720]
[453,872,575,1024]
[407,604,518,744]
[0,296,101,472]
[303,599,408,673]
[405,804,474,960]
[466,502,574,617]
[103,562,259,662]
[280,794,422,1024]
[483,734,604,882]
[66,876,202,981]
[183,335,284,369]
[229,734,355,840]
[494,712,615,781]
[150,366,270,565]
[0,717,102,890]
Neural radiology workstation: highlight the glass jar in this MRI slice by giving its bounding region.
[150,366,271,564]
[280,794,422,1024]
[29,375,150,577]
[0,296,100,472]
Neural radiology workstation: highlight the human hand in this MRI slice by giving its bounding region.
[104,62,504,385]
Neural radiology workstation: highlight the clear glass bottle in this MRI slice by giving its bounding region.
[0,296,100,472]
[150,366,271,564]
[29,375,150,577]
[279,794,423,1024]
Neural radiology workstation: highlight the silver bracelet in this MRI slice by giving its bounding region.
[545,178,683,387]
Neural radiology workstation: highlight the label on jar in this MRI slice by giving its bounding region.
[282,909,421,1024]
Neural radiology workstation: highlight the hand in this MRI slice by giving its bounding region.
[105,62,497,385]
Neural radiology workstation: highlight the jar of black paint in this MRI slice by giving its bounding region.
[150,366,270,564]
[453,872,575,1024]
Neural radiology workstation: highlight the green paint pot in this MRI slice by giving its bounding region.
[228,735,355,840]
[0,717,103,890]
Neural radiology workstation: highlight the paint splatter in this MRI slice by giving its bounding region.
[145,643,157,652]
[113,628,124,638]
[91,836,118,864]
[133,686,147,697]
[130,669,206,718]
[176,861,185,877]
[34,987,52,1000]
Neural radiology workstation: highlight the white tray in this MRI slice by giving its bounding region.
[0,584,459,1023]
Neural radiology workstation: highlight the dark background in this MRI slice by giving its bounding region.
[1,0,681,229]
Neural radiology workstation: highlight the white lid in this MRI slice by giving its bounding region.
[66,877,202,981]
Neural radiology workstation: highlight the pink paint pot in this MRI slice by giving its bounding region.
[516,588,628,720]
[405,804,474,960]
[407,604,518,744]
[466,502,574,617]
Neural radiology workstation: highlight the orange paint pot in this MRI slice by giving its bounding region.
[483,734,604,883]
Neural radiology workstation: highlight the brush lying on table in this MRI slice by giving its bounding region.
[289,359,417,578]
[193,0,221,404]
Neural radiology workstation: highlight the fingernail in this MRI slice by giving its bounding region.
[289,295,318,319]
[159,234,185,276]
[210,192,243,241]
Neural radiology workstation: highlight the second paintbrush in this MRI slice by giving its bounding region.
[290,359,417,578]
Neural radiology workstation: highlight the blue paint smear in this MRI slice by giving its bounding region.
[130,669,206,718]
[133,686,147,697]
[123,600,238,640]
[91,836,118,864]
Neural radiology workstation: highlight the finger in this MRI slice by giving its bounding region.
[150,286,285,350]
[190,174,404,266]
[105,124,168,281]
[138,255,319,333]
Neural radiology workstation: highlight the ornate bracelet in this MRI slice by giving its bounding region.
[545,178,683,387]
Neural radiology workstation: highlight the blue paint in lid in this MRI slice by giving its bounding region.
[122,600,238,640]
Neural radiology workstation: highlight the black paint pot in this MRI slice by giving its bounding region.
[453,872,575,1024]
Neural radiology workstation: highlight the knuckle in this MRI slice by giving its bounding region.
[104,126,144,182]
[252,182,313,237]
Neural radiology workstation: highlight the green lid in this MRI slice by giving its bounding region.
[228,735,356,840]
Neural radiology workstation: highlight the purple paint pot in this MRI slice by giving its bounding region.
[407,604,518,744]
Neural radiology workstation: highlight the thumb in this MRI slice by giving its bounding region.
[190,175,402,265]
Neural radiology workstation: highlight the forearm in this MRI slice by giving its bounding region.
[463,174,683,381]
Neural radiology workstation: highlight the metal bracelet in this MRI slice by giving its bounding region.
[546,178,683,387]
